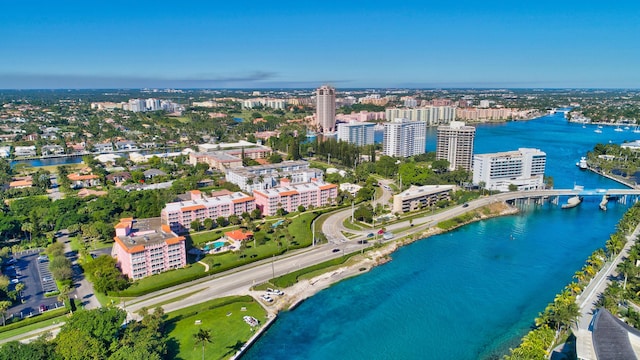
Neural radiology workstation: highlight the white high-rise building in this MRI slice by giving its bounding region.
[383,118,427,157]
[316,85,336,133]
[472,148,546,191]
[385,106,456,126]
[337,122,375,146]
[436,121,476,171]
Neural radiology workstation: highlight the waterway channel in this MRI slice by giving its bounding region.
[244,112,640,359]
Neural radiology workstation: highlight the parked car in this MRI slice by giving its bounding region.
[38,255,48,263]
[462,203,469,208]
[10,278,20,284]
[260,294,273,303]
[39,304,47,312]
[332,248,340,253]
[42,276,53,282]
[367,233,374,238]
[266,288,284,296]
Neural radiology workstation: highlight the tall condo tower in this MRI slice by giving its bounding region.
[383,118,427,157]
[436,121,476,171]
[316,85,336,133]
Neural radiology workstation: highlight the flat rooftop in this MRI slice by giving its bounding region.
[116,218,176,248]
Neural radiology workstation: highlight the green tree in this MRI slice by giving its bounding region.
[193,328,212,360]
[0,301,11,326]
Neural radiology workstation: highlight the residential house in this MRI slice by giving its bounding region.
[143,169,167,180]
[67,173,101,189]
[13,146,36,157]
[40,144,65,156]
[93,142,114,153]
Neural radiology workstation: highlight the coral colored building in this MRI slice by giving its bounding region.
[161,190,256,233]
[253,180,338,216]
[111,217,186,280]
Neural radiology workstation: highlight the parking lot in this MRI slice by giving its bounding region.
[4,249,62,320]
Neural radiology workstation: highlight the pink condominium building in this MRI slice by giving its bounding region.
[253,179,338,216]
[112,218,186,280]
[161,190,256,233]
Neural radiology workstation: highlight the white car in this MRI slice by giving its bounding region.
[266,288,284,296]
[10,279,20,284]
[260,294,274,303]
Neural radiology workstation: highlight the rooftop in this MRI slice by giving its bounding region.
[396,185,455,199]
[114,218,181,250]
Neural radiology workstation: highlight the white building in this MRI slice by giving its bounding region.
[225,160,324,192]
[316,85,336,133]
[385,106,456,126]
[0,146,10,158]
[337,122,375,146]
[472,148,547,192]
[436,121,476,171]
[383,118,427,157]
[479,100,490,108]
[13,145,36,157]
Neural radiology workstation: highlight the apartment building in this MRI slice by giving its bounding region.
[253,179,338,216]
[436,121,476,171]
[392,185,455,214]
[161,190,256,233]
[472,148,547,191]
[383,118,427,157]
[112,217,186,280]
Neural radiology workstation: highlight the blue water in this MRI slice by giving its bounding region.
[244,113,640,360]
[214,241,227,249]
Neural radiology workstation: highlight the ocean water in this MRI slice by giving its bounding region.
[244,113,639,359]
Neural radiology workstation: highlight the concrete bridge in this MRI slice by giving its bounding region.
[496,189,640,207]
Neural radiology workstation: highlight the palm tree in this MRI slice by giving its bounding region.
[193,328,212,360]
[15,283,25,302]
[0,301,11,326]
[618,260,637,290]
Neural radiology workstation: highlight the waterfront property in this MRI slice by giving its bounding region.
[336,121,376,146]
[67,173,101,188]
[253,179,338,216]
[161,190,256,233]
[436,121,476,171]
[385,106,456,126]
[392,185,455,213]
[383,118,427,157]
[112,217,187,280]
[472,148,547,192]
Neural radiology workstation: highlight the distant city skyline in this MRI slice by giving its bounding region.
[1,1,639,89]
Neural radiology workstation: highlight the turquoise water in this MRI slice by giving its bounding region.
[244,113,640,360]
[214,241,227,249]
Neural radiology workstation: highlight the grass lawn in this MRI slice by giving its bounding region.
[115,262,207,297]
[165,296,266,360]
[0,310,68,341]
[342,219,364,231]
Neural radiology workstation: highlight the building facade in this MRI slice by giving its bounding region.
[112,217,186,280]
[316,85,336,133]
[225,160,324,192]
[385,106,456,126]
[253,180,338,216]
[383,118,427,157]
[472,148,547,192]
[392,185,455,213]
[161,190,256,233]
[336,122,375,146]
[436,121,476,171]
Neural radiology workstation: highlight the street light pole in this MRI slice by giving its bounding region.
[271,254,275,279]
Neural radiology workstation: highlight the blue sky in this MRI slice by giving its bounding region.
[1,1,639,89]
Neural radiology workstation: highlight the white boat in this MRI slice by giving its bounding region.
[633,127,640,134]
[597,125,603,128]
[614,126,623,132]
[624,126,630,130]
[561,195,583,209]
[594,129,602,133]
[576,157,587,170]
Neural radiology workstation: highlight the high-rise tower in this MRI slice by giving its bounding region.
[436,121,476,171]
[316,85,336,133]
